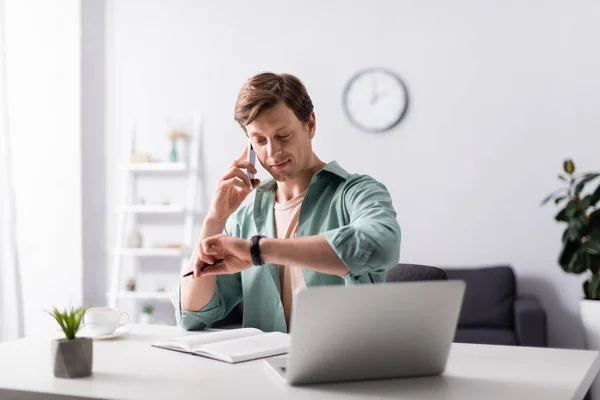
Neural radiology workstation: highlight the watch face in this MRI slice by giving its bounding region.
[342,68,409,133]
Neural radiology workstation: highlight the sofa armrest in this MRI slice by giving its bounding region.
[514,296,547,347]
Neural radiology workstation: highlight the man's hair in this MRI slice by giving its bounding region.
[234,72,314,131]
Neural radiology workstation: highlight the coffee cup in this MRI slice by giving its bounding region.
[82,307,128,336]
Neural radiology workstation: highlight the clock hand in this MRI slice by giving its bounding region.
[371,74,378,100]
[370,90,390,105]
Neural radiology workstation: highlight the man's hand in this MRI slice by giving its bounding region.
[206,147,259,224]
[195,234,253,276]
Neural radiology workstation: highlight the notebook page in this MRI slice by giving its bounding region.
[154,328,263,351]
[193,331,290,363]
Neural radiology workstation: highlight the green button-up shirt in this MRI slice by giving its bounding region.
[171,161,401,333]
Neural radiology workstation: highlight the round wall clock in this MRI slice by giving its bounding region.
[342,67,409,133]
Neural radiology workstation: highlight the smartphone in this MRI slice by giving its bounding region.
[247,140,256,182]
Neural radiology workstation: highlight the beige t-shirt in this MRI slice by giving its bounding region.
[274,189,307,331]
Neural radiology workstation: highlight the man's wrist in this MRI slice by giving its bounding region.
[204,213,229,226]
[258,238,275,264]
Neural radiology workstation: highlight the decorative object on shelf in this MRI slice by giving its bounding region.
[140,305,154,324]
[541,158,600,399]
[168,130,190,162]
[125,278,136,292]
[342,67,409,133]
[130,152,152,163]
[156,243,182,249]
[127,231,143,248]
[46,305,92,378]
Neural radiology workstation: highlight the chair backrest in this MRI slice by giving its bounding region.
[444,265,516,329]
[386,263,448,283]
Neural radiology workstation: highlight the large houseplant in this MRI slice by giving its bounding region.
[47,305,93,378]
[542,159,600,299]
[542,159,600,398]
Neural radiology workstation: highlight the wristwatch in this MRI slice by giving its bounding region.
[250,235,265,266]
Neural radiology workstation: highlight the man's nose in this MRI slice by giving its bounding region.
[266,140,283,158]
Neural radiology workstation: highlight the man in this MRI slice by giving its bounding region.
[172,72,401,333]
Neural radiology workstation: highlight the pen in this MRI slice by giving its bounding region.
[181,259,225,277]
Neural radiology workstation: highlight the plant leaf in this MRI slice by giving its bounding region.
[558,174,568,182]
[559,240,580,272]
[541,188,569,206]
[590,209,600,230]
[541,192,557,206]
[575,174,600,197]
[583,240,600,255]
[554,196,567,205]
[591,183,600,207]
[565,200,578,217]
[555,207,569,222]
[586,273,600,299]
[564,159,576,174]
[569,249,588,273]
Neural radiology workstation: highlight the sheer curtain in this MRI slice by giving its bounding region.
[0,0,24,342]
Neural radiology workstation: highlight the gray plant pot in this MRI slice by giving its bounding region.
[51,337,93,378]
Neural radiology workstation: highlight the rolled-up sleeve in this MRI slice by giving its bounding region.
[171,218,243,331]
[172,273,242,330]
[321,176,401,280]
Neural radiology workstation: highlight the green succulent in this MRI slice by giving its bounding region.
[47,305,89,340]
[142,305,154,314]
[542,159,600,299]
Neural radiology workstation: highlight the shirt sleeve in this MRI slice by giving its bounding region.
[172,216,243,331]
[321,175,401,281]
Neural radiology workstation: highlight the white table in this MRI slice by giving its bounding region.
[0,324,599,400]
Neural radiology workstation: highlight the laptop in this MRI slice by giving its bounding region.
[264,280,465,386]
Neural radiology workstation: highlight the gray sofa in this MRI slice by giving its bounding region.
[444,265,547,347]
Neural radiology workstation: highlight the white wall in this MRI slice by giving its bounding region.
[106,0,600,348]
[5,0,83,335]
[81,0,107,308]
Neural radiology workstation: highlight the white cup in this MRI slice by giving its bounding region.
[82,307,129,336]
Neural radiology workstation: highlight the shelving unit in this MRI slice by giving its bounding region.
[110,248,186,257]
[107,291,172,300]
[107,116,203,321]
[117,204,185,214]
[119,162,187,172]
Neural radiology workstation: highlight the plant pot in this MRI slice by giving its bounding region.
[580,299,600,399]
[51,337,93,378]
[139,312,152,324]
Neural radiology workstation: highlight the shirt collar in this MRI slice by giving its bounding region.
[256,161,349,192]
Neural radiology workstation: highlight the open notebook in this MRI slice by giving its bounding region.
[151,328,290,364]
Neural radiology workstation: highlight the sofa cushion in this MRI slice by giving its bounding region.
[454,328,517,346]
[444,265,516,329]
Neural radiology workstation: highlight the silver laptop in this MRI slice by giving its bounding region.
[264,280,465,386]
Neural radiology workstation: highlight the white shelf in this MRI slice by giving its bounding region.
[120,162,187,172]
[118,205,185,214]
[106,291,172,300]
[111,248,185,257]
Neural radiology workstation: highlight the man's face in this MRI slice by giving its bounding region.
[246,102,316,182]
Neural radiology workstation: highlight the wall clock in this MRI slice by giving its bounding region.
[342,67,409,133]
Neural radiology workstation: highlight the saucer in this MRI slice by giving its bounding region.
[78,325,131,340]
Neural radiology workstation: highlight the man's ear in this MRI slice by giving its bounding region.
[307,112,316,139]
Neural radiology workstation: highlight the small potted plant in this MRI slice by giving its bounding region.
[140,305,154,324]
[47,305,93,378]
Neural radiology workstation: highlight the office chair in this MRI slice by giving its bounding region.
[386,263,448,282]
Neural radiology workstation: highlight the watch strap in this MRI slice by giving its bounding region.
[250,235,264,266]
